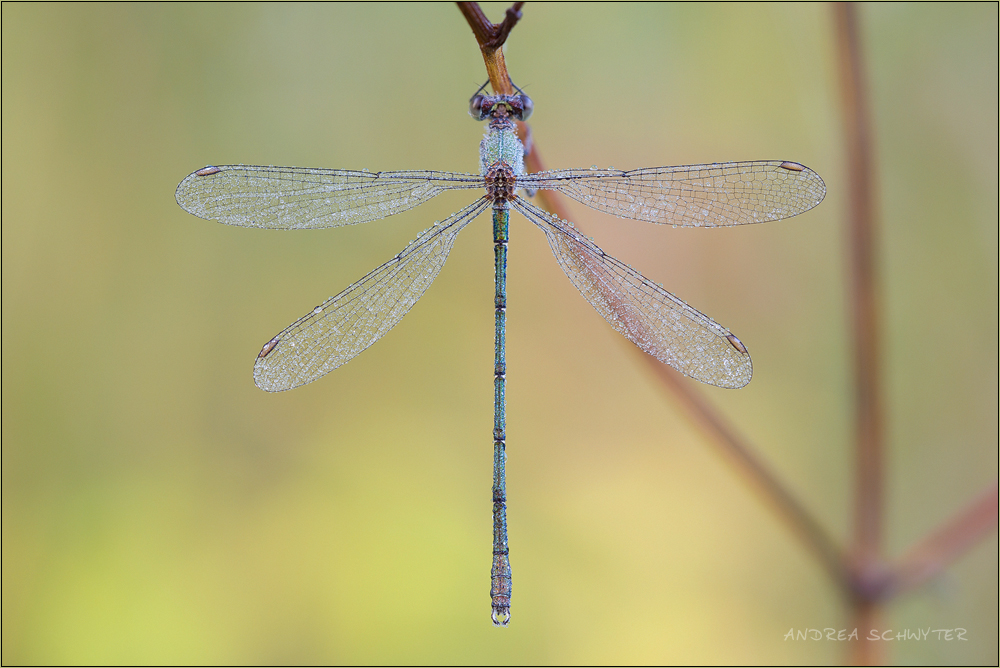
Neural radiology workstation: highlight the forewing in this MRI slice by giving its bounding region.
[519,160,825,227]
[253,198,489,391]
[513,198,752,388]
[176,165,483,229]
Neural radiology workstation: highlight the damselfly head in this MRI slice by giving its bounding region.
[469,93,533,122]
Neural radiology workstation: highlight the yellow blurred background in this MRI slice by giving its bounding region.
[3,3,996,664]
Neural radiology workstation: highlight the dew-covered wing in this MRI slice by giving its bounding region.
[176,165,483,229]
[253,198,489,391]
[513,198,752,388]
[519,160,825,227]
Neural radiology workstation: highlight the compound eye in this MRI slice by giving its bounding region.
[517,94,533,120]
[469,94,486,120]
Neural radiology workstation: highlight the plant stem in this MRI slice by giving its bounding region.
[457,2,523,95]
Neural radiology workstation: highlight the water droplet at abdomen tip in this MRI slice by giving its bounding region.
[725,333,748,354]
[195,166,222,176]
[259,336,280,358]
[779,161,806,172]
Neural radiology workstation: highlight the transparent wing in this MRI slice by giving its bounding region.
[253,198,490,391]
[519,160,825,227]
[176,164,484,229]
[513,198,752,388]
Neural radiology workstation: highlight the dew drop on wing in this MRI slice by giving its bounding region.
[195,166,222,176]
[259,336,280,358]
[313,306,322,315]
[725,334,748,354]
[779,161,806,172]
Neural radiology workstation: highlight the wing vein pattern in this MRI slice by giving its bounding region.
[512,197,752,388]
[254,198,490,391]
[519,160,826,227]
[176,165,484,229]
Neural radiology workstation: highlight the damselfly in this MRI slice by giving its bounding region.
[175,89,825,626]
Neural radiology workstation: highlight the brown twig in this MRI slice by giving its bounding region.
[457,2,523,95]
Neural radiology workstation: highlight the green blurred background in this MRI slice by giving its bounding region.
[3,3,996,664]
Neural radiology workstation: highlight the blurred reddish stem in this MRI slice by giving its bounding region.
[835,0,885,585]
[459,2,998,663]
[834,4,887,663]
[834,11,995,663]
[646,356,853,586]
[890,480,999,596]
